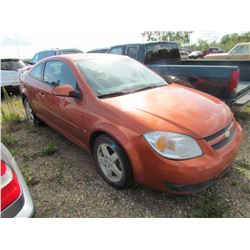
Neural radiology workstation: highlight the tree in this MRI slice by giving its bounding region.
[220,32,250,52]
[141,31,193,47]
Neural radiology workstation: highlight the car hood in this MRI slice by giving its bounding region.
[102,85,232,139]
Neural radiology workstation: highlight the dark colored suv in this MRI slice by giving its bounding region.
[31,48,83,64]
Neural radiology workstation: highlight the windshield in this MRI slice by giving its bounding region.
[1,60,25,70]
[77,56,167,97]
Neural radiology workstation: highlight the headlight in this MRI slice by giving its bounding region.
[144,131,203,160]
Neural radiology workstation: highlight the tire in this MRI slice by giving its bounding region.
[23,98,42,125]
[93,134,133,189]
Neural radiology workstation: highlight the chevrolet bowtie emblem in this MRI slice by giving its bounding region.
[225,130,230,138]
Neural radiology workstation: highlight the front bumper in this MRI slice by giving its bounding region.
[124,121,242,194]
[164,164,231,193]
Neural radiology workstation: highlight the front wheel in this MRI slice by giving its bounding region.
[93,135,133,189]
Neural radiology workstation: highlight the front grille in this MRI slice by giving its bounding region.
[211,126,236,150]
[204,121,235,150]
[204,122,232,142]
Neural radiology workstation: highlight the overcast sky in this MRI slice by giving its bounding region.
[0,0,249,58]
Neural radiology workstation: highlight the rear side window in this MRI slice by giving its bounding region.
[29,63,44,81]
[1,60,25,70]
[44,61,77,89]
[126,47,138,59]
[145,43,180,64]
[109,47,123,55]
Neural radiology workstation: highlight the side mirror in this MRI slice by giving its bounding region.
[52,84,81,99]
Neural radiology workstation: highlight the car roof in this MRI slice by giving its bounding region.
[36,48,82,53]
[42,53,126,62]
[111,41,177,47]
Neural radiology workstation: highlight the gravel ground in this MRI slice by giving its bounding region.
[1,99,250,217]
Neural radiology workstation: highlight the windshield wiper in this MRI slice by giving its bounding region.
[128,84,165,94]
[98,85,165,98]
[98,91,128,99]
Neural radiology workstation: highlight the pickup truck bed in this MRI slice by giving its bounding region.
[149,64,242,105]
[150,63,250,107]
[106,42,250,107]
[167,59,250,106]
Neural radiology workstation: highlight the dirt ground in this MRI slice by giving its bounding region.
[1,97,250,217]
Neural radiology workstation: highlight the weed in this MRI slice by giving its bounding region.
[40,142,58,156]
[1,88,25,124]
[1,111,22,123]
[191,187,230,218]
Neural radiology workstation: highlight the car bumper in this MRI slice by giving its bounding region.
[125,121,242,194]
[1,84,20,94]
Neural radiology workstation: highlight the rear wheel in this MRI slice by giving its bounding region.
[93,134,133,189]
[23,98,42,125]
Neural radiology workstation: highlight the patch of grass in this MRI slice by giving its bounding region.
[235,157,250,170]
[1,133,19,147]
[234,104,250,121]
[21,143,58,160]
[20,165,40,187]
[40,142,58,156]
[191,187,230,218]
[1,111,22,123]
[23,152,40,160]
[1,89,25,124]
[241,182,250,194]
[234,167,250,194]
[231,180,240,187]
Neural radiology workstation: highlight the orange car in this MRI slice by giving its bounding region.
[20,54,242,194]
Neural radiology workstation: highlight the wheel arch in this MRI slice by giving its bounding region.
[88,126,136,170]
[89,129,135,187]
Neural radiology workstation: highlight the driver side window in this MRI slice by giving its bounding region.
[44,61,78,89]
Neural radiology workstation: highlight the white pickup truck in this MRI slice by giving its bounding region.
[1,58,26,91]
[204,43,250,60]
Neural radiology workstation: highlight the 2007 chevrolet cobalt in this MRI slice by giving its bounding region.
[20,54,242,194]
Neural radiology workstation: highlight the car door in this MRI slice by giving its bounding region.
[25,62,48,117]
[42,60,85,144]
